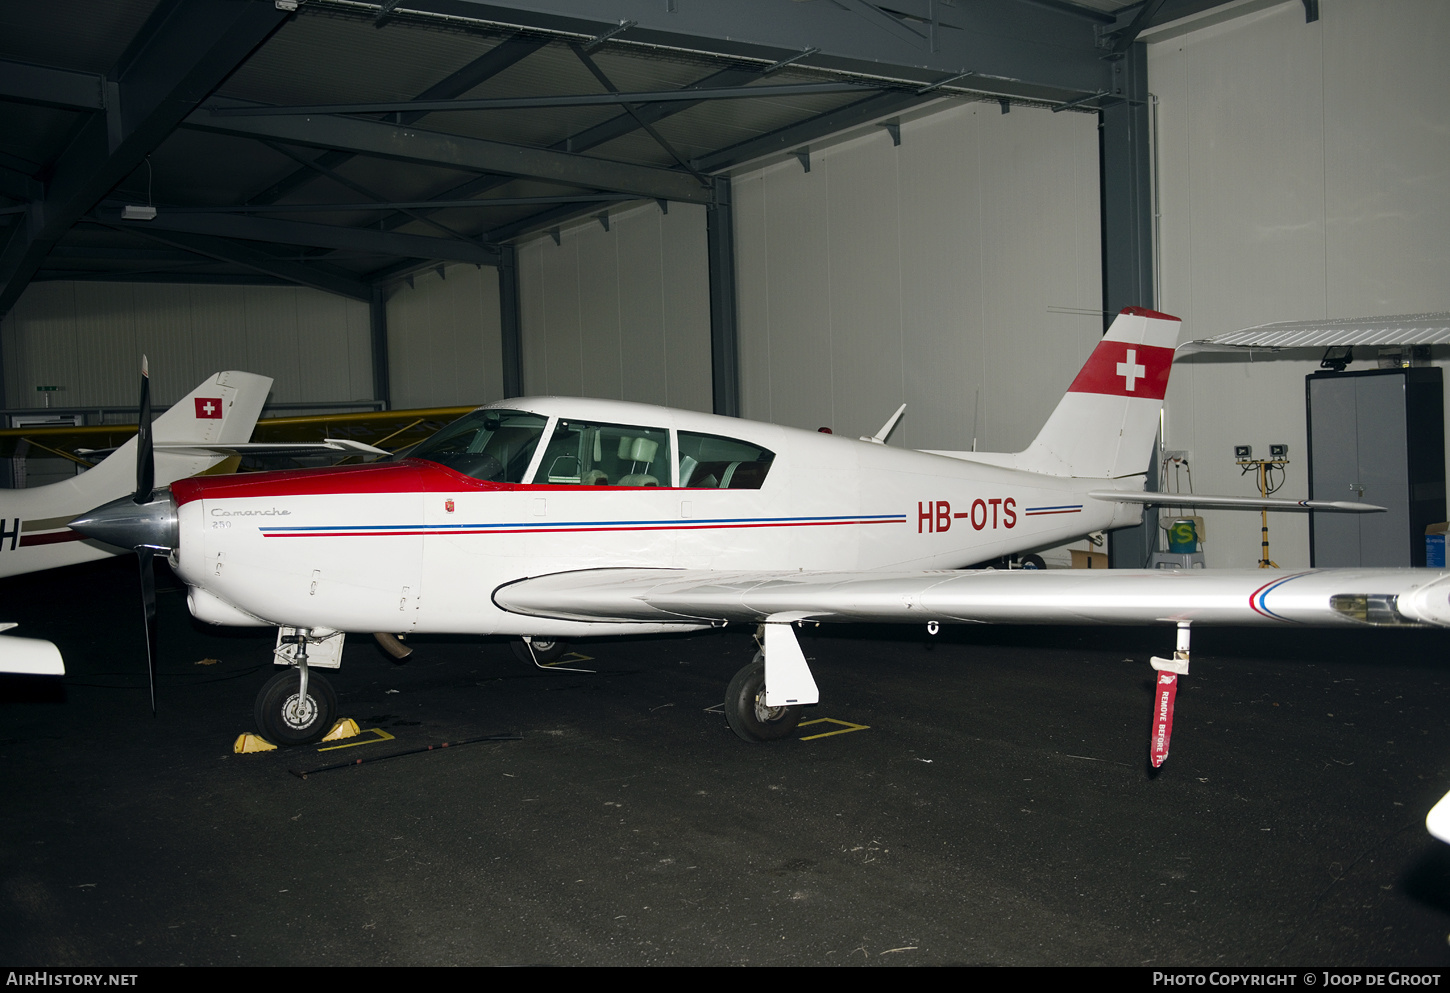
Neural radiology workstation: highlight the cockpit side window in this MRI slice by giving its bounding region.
[535,419,671,487]
[408,409,547,483]
[678,432,774,489]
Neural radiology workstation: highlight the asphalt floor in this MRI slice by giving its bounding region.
[5,556,1450,967]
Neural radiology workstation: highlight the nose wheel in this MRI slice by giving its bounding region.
[724,652,803,742]
[255,668,336,746]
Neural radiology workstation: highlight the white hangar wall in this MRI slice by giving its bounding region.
[1148,0,1450,568]
[732,100,1103,454]
[1,281,373,413]
[513,201,713,412]
[384,262,503,410]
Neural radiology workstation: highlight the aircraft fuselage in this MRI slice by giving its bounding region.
[172,396,1139,637]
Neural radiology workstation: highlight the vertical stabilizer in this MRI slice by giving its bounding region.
[64,371,273,511]
[1015,307,1180,478]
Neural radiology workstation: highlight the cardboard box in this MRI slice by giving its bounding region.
[1070,549,1109,569]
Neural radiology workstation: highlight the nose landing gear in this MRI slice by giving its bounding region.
[255,667,336,746]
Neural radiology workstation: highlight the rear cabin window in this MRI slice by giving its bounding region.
[535,420,671,487]
[408,409,546,483]
[678,432,774,490]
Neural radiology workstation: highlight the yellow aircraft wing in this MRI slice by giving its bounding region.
[0,406,476,467]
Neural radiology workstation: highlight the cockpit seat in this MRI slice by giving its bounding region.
[617,436,660,487]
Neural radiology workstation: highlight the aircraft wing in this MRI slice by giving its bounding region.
[494,567,1450,629]
[0,623,63,675]
[0,406,471,466]
[1188,313,1450,350]
[152,439,389,458]
[249,406,475,454]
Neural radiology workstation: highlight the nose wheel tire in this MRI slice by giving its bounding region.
[724,654,802,743]
[255,668,337,746]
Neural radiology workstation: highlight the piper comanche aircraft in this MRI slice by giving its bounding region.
[72,308,1450,762]
[0,368,272,675]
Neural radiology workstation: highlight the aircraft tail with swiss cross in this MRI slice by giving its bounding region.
[1010,306,1180,479]
[0,370,271,582]
[62,369,273,511]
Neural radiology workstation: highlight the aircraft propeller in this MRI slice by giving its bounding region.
[70,357,178,715]
[134,356,158,715]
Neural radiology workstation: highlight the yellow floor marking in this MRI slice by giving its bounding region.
[317,727,396,752]
[541,652,594,667]
[798,717,870,741]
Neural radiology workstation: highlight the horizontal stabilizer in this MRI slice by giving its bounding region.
[1087,490,1385,513]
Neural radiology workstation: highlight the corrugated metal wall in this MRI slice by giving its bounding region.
[2,281,373,413]
[732,101,1103,454]
[515,201,712,411]
[1149,0,1450,568]
[385,262,503,409]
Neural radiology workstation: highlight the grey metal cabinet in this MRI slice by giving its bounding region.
[1307,368,1444,567]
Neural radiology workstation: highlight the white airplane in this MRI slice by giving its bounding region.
[0,368,273,675]
[70,308,1450,761]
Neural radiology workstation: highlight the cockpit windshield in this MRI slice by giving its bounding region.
[407,409,546,482]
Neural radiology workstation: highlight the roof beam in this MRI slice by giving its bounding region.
[113,225,372,301]
[360,63,767,241]
[690,89,942,174]
[208,81,879,117]
[395,0,1114,101]
[0,0,289,316]
[246,32,548,206]
[0,58,105,111]
[94,202,503,266]
[186,97,715,204]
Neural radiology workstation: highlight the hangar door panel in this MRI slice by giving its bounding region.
[1308,368,1444,567]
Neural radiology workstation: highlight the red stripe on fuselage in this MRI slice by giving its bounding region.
[18,530,84,547]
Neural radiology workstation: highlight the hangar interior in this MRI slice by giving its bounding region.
[1,0,1447,569]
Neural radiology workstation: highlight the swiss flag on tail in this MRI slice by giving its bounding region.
[194,397,223,419]
[1067,309,1176,399]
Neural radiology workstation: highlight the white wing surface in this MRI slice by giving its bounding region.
[494,567,1450,629]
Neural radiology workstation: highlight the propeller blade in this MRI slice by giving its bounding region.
[135,356,153,505]
[138,547,157,716]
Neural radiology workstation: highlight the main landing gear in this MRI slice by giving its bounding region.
[723,621,821,743]
[724,651,802,742]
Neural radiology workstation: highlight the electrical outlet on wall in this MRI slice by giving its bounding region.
[1164,450,1191,463]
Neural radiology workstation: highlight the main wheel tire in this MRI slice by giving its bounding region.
[724,653,802,743]
[1020,553,1046,570]
[254,668,337,747]
[510,638,571,665]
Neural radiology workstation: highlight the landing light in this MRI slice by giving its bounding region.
[1328,593,1411,626]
